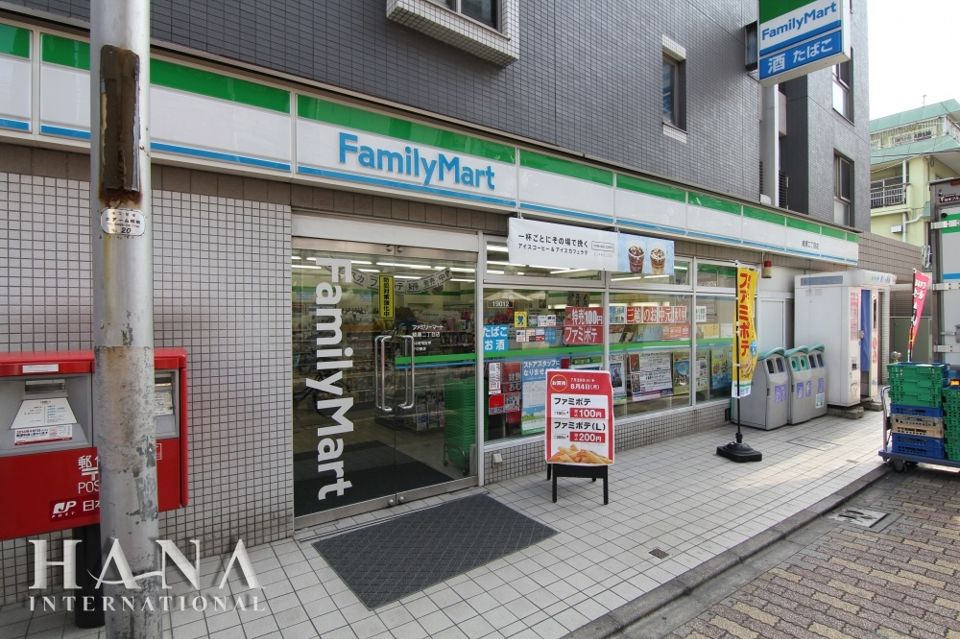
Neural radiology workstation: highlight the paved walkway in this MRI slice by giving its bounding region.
[0,412,885,639]
[658,466,960,639]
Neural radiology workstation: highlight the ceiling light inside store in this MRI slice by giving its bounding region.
[393,275,420,280]
[291,256,302,261]
[445,267,476,273]
[350,260,373,265]
[357,268,380,273]
[549,268,593,275]
[611,276,642,282]
[451,278,475,283]
[291,264,326,271]
[486,269,504,275]
[487,245,509,253]
[377,261,433,270]
[487,260,525,267]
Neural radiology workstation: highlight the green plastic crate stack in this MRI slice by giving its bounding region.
[443,377,476,473]
[887,363,945,408]
[944,386,960,461]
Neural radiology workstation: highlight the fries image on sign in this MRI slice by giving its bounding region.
[547,444,612,465]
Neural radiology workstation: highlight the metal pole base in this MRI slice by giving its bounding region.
[716,441,763,462]
[74,524,104,628]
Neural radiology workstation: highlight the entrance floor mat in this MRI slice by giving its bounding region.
[293,441,454,514]
[312,494,556,608]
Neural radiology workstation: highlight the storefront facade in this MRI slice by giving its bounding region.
[0,11,868,602]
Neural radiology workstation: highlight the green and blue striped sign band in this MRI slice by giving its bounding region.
[40,33,289,113]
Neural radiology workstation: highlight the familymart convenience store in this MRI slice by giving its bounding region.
[0,20,859,529]
[288,111,859,526]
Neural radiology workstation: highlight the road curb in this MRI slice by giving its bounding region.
[563,464,891,639]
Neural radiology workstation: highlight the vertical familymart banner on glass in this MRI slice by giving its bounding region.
[758,0,850,85]
[733,266,760,398]
[508,218,674,275]
[545,370,615,466]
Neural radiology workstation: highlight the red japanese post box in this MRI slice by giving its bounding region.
[0,349,188,540]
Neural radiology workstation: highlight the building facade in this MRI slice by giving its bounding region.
[869,100,960,247]
[1,1,880,604]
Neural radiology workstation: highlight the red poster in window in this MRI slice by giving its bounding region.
[563,307,603,345]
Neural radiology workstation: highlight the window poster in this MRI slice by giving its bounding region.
[608,304,627,325]
[628,352,673,399]
[562,307,603,345]
[609,354,627,398]
[710,347,732,390]
[696,352,710,393]
[672,351,690,395]
[521,357,562,434]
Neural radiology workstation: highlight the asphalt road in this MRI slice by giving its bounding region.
[618,465,960,639]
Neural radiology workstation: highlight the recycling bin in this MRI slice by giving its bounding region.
[732,348,790,430]
[785,346,816,424]
[808,344,828,418]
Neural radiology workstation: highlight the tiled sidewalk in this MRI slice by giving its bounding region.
[0,412,885,639]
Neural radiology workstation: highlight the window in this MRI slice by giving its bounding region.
[609,292,693,417]
[387,0,519,65]
[695,296,736,403]
[483,289,603,441]
[443,0,497,28]
[834,154,853,225]
[832,56,853,120]
[662,56,685,130]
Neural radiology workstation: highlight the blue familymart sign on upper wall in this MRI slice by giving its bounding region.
[758,0,850,85]
[0,20,860,266]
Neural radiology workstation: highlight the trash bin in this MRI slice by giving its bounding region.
[808,344,828,417]
[731,347,790,430]
[785,346,815,424]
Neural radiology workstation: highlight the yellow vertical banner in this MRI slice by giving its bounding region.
[379,274,395,320]
[733,265,759,398]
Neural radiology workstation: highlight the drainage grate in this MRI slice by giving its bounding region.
[829,508,888,527]
[649,547,669,559]
[787,438,838,452]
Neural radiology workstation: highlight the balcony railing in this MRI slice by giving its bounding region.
[870,179,905,208]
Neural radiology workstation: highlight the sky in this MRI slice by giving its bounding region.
[868,0,960,120]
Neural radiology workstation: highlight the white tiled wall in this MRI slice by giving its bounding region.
[483,401,729,483]
[0,171,293,604]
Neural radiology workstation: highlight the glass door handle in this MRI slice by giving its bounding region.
[400,335,415,410]
[375,335,392,413]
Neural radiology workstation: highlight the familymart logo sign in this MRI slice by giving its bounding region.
[28,539,265,613]
[758,0,849,85]
[296,114,518,206]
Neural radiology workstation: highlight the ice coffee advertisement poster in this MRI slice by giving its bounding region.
[545,370,615,466]
[617,234,675,276]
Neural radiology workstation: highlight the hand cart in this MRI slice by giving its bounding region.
[878,384,960,472]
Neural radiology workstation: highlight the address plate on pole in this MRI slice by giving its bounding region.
[100,207,145,236]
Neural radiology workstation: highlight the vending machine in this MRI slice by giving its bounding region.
[794,270,895,407]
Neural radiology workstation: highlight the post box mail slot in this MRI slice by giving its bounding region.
[0,348,188,540]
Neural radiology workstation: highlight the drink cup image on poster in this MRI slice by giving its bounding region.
[616,233,675,275]
[545,370,614,465]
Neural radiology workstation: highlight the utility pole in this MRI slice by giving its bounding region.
[90,0,161,637]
